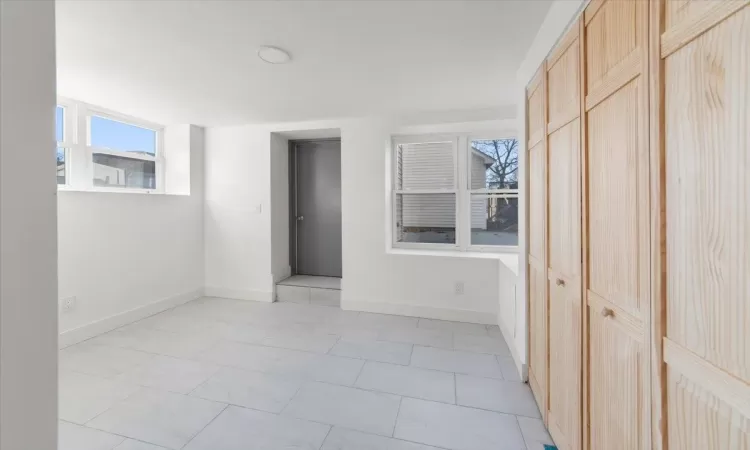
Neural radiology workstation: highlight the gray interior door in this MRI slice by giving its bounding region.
[295,140,342,277]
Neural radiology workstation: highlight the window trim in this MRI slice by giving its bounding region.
[390,133,519,254]
[56,97,165,193]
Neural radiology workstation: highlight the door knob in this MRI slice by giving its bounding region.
[555,278,565,287]
[297,216,304,221]
[600,307,614,318]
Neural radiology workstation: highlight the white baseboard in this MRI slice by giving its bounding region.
[58,288,203,349]
[497,315,527,382]
[342,299,496,325]
[204,286,274,303]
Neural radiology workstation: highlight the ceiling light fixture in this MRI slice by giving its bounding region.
[257,46,291,64]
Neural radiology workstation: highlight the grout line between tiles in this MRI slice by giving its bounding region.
[392,396,404,437]
[316,425,334,450]
[179,403,229,449]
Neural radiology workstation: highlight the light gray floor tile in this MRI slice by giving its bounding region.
[115,355,220,394]
[310,288,341,306]
[87,388,226,450]
[517,417,554,450]
[456,374,540,418]
[260,329,339,353]
[355,362,455,403]
[197,340,363,385]
[329,339,413,365]
[357,313,419,330]
[378,328,453,349]
[59,371,140,424]
[60,342,155,378]
[89,327,218,359]
[394,398,526,450]
[114,440,169,450]
[282,382,401,436]
[58,421,125,450]
[184,405,330,450]
[321,427,441,450]
[132,311,222,334]
[410,346,503,379]
[418,318,489,336]
[453,334,511,356]
[497,356,522,382]
[190,366,302,413]
[276,285,310,303]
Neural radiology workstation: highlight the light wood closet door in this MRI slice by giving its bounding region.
[656,1,750,448]
[526,65,548,420]
[584,1,651,449]
[545,22,582,450]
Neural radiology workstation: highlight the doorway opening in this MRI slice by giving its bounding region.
[278,138,342,305]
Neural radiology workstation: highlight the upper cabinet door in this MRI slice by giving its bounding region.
[584,0,651,449]
[545,22,583,450]
[527,64,548,421]
[659,1,750,448]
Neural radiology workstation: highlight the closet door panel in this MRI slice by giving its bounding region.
[527,65,548,419]
[546,25,582,450]
[660,2,750,448]
[584,1,650,449]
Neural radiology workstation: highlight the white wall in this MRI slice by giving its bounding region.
[270,133,290,283]
[205,126,274,301]
[58,126,205,345]
[205,115,517,323]
[0,1,59,448]
[510,0,586,375]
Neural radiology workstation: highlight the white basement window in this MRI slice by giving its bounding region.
[56,98,165,193]
[391,134,518,253]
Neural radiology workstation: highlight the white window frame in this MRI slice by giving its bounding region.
[57,97,165,194]
[390,133,519,254]
[56,101,76,186]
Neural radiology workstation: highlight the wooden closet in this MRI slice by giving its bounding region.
[525,1,749,449]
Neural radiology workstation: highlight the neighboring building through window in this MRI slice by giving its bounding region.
[391,135,518,252]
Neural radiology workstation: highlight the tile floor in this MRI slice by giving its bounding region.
[58,297,554,450]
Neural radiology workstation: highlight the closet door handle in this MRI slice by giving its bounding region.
[555,278,565,287]
[600,307,614,318]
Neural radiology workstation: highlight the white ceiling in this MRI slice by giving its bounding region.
[56,0,552,126]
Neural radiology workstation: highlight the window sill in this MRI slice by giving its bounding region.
[387,247,519,274]
[57,185,189,196]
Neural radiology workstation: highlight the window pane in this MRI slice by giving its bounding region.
[56,106,65,142]
[470,139,518,190]
[396,193,456,244]
[90,115,156,155]
[397,141,454,190]
[57,147,66,185]
[470,194,518,246]
[93,153,156,189]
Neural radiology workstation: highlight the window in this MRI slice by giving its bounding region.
[394,139,458,246]
[391,135,519,252]
[55,99,164,192]
[469,139,519,248]
[89,115,158,189]
[56,106,67,185]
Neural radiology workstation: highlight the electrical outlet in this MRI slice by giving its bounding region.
[454,281,464,295]
[60,296,76,313]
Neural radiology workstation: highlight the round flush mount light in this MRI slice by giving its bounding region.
[257,46,291,64]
